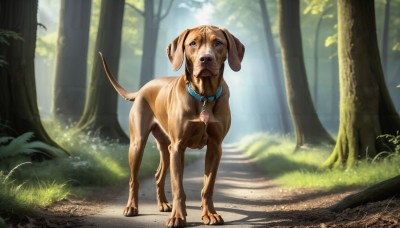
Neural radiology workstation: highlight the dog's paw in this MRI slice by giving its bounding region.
[202,214,224,225]
[166,217,186,228]
[159,202,172,212]
[123,207,138,217]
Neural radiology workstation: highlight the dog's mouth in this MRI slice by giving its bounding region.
[193,67,218,78]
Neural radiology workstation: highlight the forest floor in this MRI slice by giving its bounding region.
[13,147,400,227]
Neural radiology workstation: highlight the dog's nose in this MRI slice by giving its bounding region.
[199,54,214,63]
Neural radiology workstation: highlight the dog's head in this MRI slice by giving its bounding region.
[167,26,245,78]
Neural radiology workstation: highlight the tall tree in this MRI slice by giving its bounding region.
[380,0,390,77]
[126,0,174,86]
[324,0,400,169]
[53,0,92,124]
[278,0,335,150]
[0,0,63,153]
[259,0,290,134]
[75,0,128,143]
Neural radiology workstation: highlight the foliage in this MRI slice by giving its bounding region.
[0,163,69,220]
[324,33,337,47]
[35,32,57,59]
[393,42,400,51]
[0,29,23,67]
[240,133,400,190]
[238,133,327,176]
[378,132,400,154]
[303,0,331,15]
[0,132,65,159]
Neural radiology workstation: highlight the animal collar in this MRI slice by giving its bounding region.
[186,83,223,103]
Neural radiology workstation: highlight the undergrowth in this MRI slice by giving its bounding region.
[0,163,69,220]
[0,119,198,224]
[240,133,400,190]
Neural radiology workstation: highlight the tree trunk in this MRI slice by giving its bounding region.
[313,6,332,108]
[381,0,390,77]
[259,0,290,134]
[134,0,173,86]
[278,0,335,150]
[323,0,400,169]
[53,0,92,124]
[139,0,158,86]
[0,0,65,153]
[75,0,129,143]
[330,175,400,212]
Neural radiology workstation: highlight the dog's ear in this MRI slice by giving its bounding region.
[221,28,245,72]
[167,29,190,71]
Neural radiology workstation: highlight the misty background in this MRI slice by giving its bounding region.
[34,0,400,142]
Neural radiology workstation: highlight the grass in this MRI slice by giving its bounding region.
[0,120,198,224]
[0,167,69,219]
[239,133,400,190]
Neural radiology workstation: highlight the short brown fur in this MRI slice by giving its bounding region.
[99,25,244,228]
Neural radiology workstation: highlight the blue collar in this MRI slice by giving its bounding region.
[186,83,223,103]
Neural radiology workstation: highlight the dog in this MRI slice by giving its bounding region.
[99,25,244,227]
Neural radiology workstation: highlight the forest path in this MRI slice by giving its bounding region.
[83,146,271,227]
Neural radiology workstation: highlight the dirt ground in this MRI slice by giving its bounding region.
[6,147,400,227]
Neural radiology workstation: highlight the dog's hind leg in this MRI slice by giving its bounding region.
[152,125,172,212]
[123,99,153,217]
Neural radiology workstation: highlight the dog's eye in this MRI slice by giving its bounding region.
[189,41,196,47]
[215,40,223,47]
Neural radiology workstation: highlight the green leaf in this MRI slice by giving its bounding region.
[325,34,337,47]
[0,132,66,160]
[393,42,400,51]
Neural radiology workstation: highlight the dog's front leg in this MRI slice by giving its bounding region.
[201,138,224,225]
[166,142,187,228]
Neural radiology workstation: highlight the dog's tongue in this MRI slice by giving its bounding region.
[199,110,209,124]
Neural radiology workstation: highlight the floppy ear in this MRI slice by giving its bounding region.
[166,29,190,71]
[221,28,245,72]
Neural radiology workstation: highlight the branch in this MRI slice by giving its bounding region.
[156,0,163,21]
[329,175,400,212]
[159,0,175,21]
[126,2,144,17]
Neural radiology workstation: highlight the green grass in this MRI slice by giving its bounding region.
[240,133,400,190]
[0,119,199,224]
[0,168,69,219]
[42,120,162,185]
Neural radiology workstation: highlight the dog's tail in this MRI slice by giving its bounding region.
[99,52,137,101]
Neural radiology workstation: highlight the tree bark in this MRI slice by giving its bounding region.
[0,0,65,154]
[53,0,92,124]
[323,0,400,169]
[127,0,174,86]
[139,0,157,86]
[330,175,400,212]
[278,0,335,150]
[381,0,390,77]
[259,0,290,134]
[75,0,129,143]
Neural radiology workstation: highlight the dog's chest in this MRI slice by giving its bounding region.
[185,119,209,149]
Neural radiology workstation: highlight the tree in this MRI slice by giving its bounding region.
[380,0,390,77]
[75,0,129,143]
[323,0,400,169]
[278,0,335,150]
[259,0,290,134]
[0,0,64,154]
[53,0,92,124]
[126,0,174,86]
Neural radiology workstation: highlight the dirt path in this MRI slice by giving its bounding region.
[78,147,400,228]
[83,147,270,227]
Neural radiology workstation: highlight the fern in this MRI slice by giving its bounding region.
[377,132,400,153]
[0,132,66,161]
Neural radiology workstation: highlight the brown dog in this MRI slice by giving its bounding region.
[99,25,244,227]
